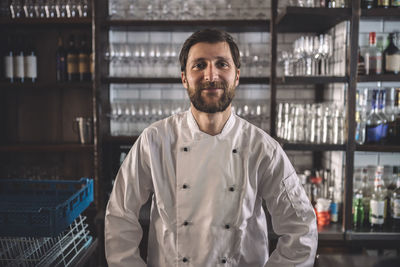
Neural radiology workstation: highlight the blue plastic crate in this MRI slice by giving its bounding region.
[0,178,94,237]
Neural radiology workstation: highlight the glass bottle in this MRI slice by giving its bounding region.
[366,90,383,144]
[357,46,366,75]
[13,36,24,83]
[377,90,389,143]
[395,89,400,145]
[66,35,79,82]
[56,35,67,82]
[353,192,364,229]
[391,170,400,229]
[24,37,37,83]
[383,33,400,74]
[370,166,386,229]
[387,88,397,143]
[365,32,382,75]
[4,36,14,83]
[377,0,390,8]
[355,90,366,144]
[78,35,91,81]
[392,0,400,7]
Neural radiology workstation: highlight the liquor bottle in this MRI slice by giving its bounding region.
[56,35,67,82]
[392,0,400,7]
[66,35,79,82]
[383,33,400,74]
[391,170,400,228]
[387,88,397,143]
[370,166,386,229]
[395,89,400,145]
[377,0,390,8]
[13,36,24,83]
[355,90,366,144]
[377,90,389,143]
[78,35,91,81]
[353,192,364,229]
[4,36,14,83]
[361,168,372,226]
[24,38,37,83]
[366,90,383,143]
[362,0,375,8]
[365,32,382,75]
[357,47,366,75]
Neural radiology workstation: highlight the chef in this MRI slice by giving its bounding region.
[105,28,318,267]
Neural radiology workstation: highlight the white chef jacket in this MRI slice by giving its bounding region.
[105,108,317,267]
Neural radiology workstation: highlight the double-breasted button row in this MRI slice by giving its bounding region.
[183,147,238,153]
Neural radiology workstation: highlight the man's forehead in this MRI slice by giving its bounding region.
[187,42,233,61]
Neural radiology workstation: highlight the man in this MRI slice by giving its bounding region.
[105,29,317,267]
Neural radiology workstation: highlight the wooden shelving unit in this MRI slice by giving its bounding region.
[276,7,351,32]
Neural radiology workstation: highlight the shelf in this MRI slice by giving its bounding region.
[347,229,400,241]
[0,144,94,152]
[0,17,92,28]
[356,144,400,153]
[357,74,400,82]
[361,8,400,20]
[277,76,348,84]
[276,7,351,33]
[104,19,270,32]
[318,223,344,241]
[276,137,346,151]
[102,77,269,84]
[0,82,93,90]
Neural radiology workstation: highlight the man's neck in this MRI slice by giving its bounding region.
[190,105,232,136]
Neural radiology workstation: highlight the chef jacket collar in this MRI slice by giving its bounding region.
[186,107,236,140]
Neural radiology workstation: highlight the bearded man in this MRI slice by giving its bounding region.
[105,29,317,267]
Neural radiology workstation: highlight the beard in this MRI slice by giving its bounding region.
[186,79,236,114]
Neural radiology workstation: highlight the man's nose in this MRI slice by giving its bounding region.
[203,64,218,82]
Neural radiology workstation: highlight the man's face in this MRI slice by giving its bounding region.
[181,42,240,113]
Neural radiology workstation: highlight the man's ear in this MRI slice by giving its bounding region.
[235,69,240,87]
[181,71,188,89]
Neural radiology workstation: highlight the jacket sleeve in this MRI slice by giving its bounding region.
[259,145,318,267]
[105,132,153,267]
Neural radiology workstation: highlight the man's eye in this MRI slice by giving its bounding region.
[217,62,229,68]
[193,63,206,69]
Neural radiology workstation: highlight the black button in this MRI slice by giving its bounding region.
[183,221,189,226]
[221,258,227,264]
[182,257,188,262]
[183,147,188,152]
[225,224,230,229]
[229,186,235,192]
[232,149,237,153]
[182,184,188,189]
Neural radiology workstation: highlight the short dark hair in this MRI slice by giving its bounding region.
[179,29,241,72]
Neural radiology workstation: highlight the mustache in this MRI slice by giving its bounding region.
[198,81,228,90]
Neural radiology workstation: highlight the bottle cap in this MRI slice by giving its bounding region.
[369,32,376,44]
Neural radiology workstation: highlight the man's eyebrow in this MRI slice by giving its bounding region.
[189,56,232,63]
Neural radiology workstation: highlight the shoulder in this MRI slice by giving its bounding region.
[141,111,186,143]
[233,114,279,153]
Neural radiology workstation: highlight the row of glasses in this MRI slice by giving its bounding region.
[106,42,181,78]
[7,0,90,18]
[110,98,269,136]
[289,0,347,7]
[279,34,333,76]
[276,102,345,144]
[108,0,268,20]
[110,99,190,136]
[106,41,269,78]
[233,99,269,131]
